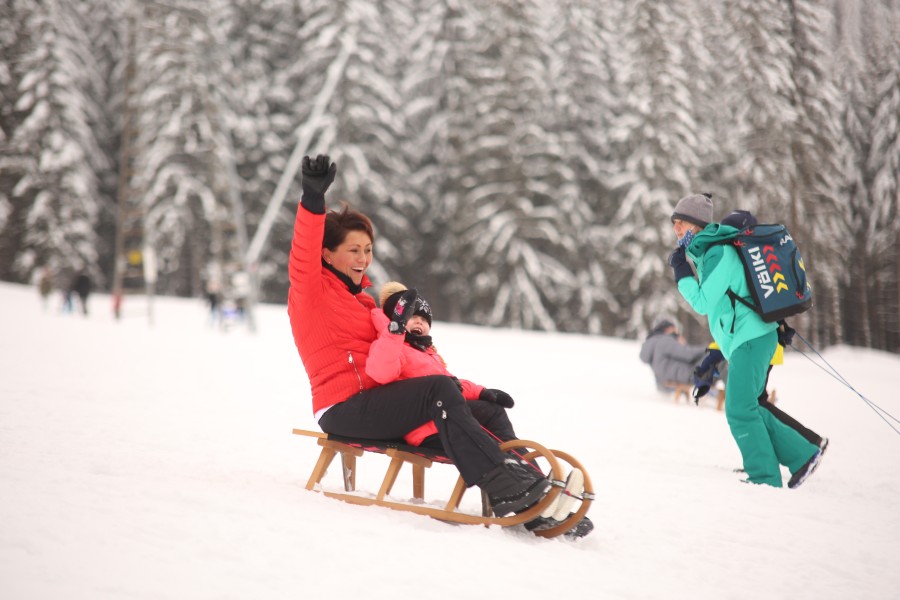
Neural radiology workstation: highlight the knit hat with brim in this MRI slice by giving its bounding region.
[671,193,714,227]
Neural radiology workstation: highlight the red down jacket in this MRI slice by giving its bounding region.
[287,205,379,416]
[366,309,485,445]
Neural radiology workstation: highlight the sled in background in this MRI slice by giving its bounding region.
[292,429,594,539]
[667,381,777,411]
[667,380,726,411]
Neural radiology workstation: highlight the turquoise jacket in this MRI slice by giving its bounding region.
[677,224,777,360]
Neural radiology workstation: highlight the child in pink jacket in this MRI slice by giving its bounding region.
[366,282,516,447]
[368,283,593,537]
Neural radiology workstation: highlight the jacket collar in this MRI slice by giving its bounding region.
[686,223,737,262]
[405,332,433,352]
[322,260,371,295]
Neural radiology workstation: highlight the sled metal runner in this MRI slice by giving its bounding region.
[292,429,594,539]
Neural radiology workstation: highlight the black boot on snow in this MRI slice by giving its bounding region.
[478,458,551,517]
[788,442,827,489]
[524,514,594,539]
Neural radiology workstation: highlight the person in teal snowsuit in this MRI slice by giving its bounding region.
[667,193,825,488]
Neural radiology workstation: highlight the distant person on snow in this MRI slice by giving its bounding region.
[639,319,711,391]
[37,266,54,311]
[667,193,826,488]
[69,270,91,316]
[205,276,222,325]
[286,154,573,524]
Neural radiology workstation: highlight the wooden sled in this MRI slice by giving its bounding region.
[292,429,594,539]
[668,382,776,411]
[667,381,726,411]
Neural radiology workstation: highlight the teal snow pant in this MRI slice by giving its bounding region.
[725,331,818,487]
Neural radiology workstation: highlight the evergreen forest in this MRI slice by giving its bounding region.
[1,0,898,352]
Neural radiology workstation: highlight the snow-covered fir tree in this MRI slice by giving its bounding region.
[0,1,31,280]
[387,0,460,316]
[77,0,126,282]
[1,0,110,289]
[128,0,243,297]
[866,9,900,352]
[716,0,796,216]
[326,0,418,294]
[831,0,900,353]
[604,0,707,337]
[436,0,580,331]
[541,0,622,334]
[218,0,339,301]
[782,0,847,348]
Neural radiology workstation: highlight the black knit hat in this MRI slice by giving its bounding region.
[671,193,714,227]
[382,288,433,326]
[650,319,676,336]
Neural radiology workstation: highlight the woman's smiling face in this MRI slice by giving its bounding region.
[322,230,373,285]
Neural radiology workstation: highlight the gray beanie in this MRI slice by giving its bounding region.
[671,193,714,227]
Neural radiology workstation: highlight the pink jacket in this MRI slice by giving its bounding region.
[366,309,484,445]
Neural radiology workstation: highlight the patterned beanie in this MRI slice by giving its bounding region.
[380,281,433,326]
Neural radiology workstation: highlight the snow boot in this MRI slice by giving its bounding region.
[478,457,551,517]
[524,515,594,539]
[524,468,590,538]
[540,468,584,520]
[788,439,827,489]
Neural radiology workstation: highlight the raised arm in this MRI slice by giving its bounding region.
[287,155,337,301]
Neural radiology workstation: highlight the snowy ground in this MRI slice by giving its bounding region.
[1,280,898,600]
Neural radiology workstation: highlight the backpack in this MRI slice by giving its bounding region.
[715,223,813,323]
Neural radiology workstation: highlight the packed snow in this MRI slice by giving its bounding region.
[1,281,898,599]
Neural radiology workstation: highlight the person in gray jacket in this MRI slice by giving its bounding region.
[640,319,708,390]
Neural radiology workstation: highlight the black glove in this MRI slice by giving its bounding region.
[777,320,796,347]
[387,288,418,334]
[300,154,337,214]
[697,348,724,376]
[692,348,724,404]
[668,247,693,283]
[479,388,515,408]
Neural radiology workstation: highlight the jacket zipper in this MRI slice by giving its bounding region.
[348,352,363,390]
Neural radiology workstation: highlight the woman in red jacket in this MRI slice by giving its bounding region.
[287,154,551,518]
[366,281,517,448]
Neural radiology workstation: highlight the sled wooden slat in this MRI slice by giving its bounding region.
[379,448,434,501]
[318,490,554,527]
[445,476,467,513]
[298,433,366,492]
[292,429,588,537]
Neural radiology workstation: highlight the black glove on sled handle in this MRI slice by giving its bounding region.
[480,388,515,408]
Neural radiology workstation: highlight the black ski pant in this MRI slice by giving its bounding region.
[318,375,507,486]
[759,365,823,447]
[421,400,518,450]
